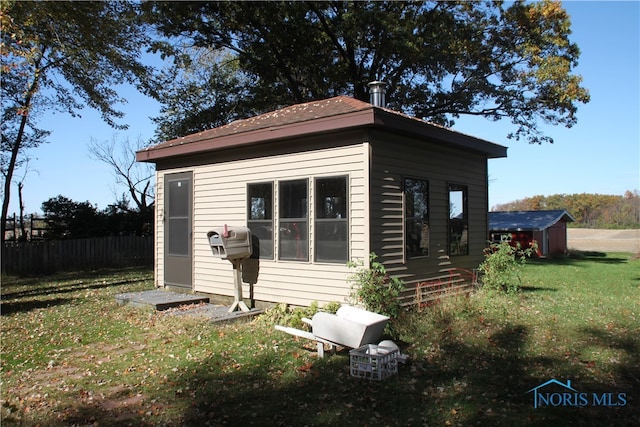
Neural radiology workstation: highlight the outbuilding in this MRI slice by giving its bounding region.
[489,210,575,256]
[137,90,507,307]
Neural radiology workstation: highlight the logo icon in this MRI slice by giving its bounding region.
[527,379,578,409]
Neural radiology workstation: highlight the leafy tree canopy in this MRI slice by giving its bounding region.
[2,0,152,127]
[41,195,103,240]
[149,46,252,140]
[143,0,589,144]
[1,0,152,241]
[41,194,153,240]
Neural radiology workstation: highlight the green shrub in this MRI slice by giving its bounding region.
[347,253,405,319]
[479,240,537,295]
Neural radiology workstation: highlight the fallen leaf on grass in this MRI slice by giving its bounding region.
[297,362,313,373]
[581,360,596,368]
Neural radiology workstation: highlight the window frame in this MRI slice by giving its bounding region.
[278,178,309,262]
[247,182,274,260]
[448,183,469,256]
[403,177,430,260]
[314,175,349,263]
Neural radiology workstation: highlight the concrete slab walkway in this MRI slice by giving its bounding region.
[115,289,263,323]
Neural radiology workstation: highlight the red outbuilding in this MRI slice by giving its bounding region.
[489,210,575,256]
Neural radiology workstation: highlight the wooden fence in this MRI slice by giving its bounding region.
[3,214,48,242]
[1,236,153,275]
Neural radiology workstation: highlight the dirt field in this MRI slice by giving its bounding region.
[567,228,640,253]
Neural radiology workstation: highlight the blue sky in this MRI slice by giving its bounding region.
[8,1,640,215]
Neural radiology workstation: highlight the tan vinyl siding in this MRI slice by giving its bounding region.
[369,130,489,282]
[152,126,494,306]
[154,138,369,307]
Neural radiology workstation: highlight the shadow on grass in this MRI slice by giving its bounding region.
[6,272,637,427]
[22,317,640,427]
[167,327,635,426]
[582,257,631,265]
[1,277,149,301]
[527,252,630,267]
[159,316,638,426]
[0,297,73,316]
[520,286,558,293]
[1,268,152,316]
[2,267,152,284]
[579,326,640,389]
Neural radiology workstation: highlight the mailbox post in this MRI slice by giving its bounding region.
[207,225,253,313]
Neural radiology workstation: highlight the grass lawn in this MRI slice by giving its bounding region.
[1,253,639,426]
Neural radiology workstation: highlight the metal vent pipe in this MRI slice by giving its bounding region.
[367,81,387,108]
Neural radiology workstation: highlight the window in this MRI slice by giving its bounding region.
[404,178,430,258]
[279,179,308,261]
[315,176,348,262]
[449,184,468,255]
[247,177,349,263]
[491,233,511,243]
[247,182,274,259]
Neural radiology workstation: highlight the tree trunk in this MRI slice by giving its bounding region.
[1,70,38,243]
[1,113,28,243]
[18,181,27,241]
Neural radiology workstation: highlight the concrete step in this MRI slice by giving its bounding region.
[115,289,209,311]
[115,289,264,323]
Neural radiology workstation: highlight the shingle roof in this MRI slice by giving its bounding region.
[137,95,507,162]
[159,96,372,149]
[489,210,575,232]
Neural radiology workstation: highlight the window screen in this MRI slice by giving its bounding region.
[278,179,308,261]
[247,182,274,259]
[167,178,190,256]
[315,176,348,262]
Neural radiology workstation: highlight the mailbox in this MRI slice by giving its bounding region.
[207,226,252,260]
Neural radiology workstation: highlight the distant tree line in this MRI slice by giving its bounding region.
[492,191,640,229]
[39,195,153,240]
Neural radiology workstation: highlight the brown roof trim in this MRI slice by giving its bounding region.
[372,109,507,158]
[136,96,507,162]
[137,109,375,162]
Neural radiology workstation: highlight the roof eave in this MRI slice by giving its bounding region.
[492,226,544,232]
[489,210,576,232]
[372,110,508,159]
[560,212,576,223]
[136,109,375,163]
[136,104,508,163]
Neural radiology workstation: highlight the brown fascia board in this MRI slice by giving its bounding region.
[136,106,507,163]
[372,109,507,159]
[136,109,376,163]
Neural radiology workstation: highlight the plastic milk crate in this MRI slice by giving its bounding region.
[349,344,399,380]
